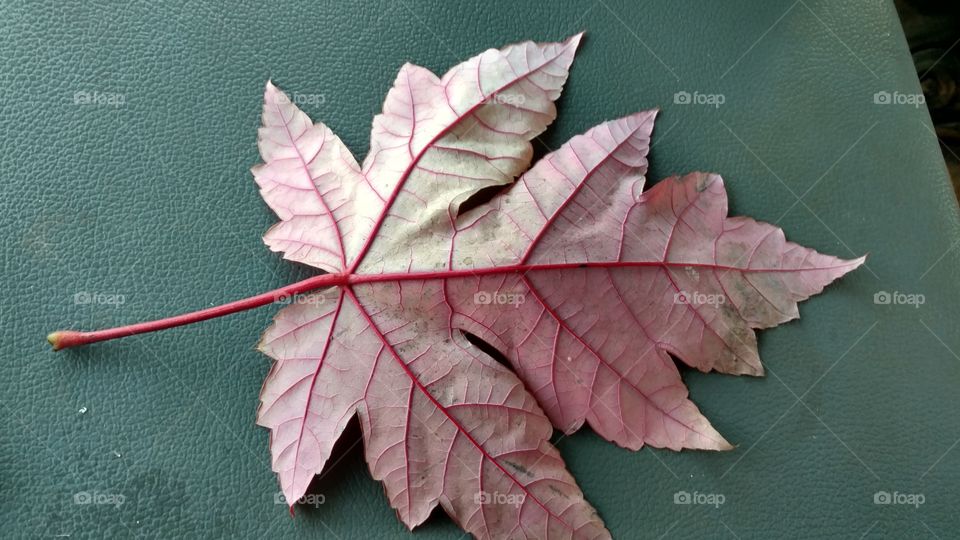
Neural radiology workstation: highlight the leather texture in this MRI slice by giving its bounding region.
[3,0,959,538]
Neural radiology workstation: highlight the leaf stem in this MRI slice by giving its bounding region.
[47,273,347,351]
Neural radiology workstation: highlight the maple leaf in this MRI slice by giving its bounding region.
[49,34,864,540]
[251,35,862,538]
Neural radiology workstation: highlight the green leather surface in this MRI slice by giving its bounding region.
[3,0,959,538]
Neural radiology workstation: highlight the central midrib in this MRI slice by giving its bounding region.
[338,259,858,286]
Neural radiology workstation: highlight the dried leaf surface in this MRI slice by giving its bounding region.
[252,34,862,539]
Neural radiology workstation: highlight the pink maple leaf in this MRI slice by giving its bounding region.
[51,34,863,540]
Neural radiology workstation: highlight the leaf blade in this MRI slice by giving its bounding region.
[254,35,863,539]
[354,34,583,273]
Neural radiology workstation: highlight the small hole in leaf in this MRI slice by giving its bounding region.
[457,184,508,216]
[461,330,511,369]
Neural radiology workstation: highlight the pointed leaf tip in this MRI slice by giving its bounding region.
[716,438,735,452]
